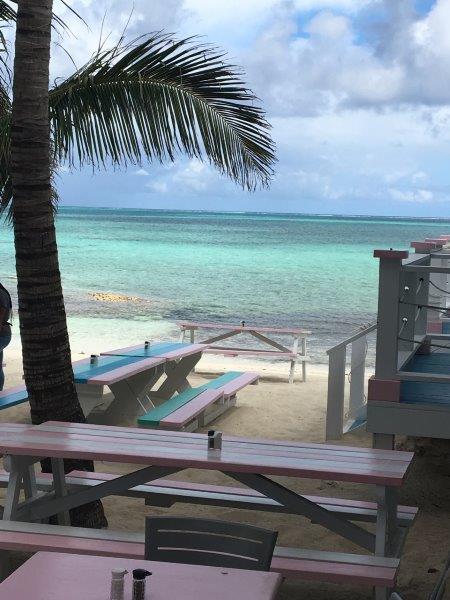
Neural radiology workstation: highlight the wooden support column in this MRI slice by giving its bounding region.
[372,250,408,450]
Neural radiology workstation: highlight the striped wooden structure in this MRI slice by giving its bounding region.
[367,236,450,448]
[0,422,414,598]
[0,342,207,423]
[178,321,311,383]
[138,371,259,431]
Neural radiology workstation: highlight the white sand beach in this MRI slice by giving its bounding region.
[1,335,448,600]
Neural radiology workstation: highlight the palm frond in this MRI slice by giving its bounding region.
[50,33,276,190]
[0,0,15,23]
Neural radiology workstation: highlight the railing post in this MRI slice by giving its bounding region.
[326,346,346,440]
[349,336,366,419]
[373,250,409,380]
[371,250,408,450]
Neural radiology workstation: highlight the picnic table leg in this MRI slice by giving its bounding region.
[51,458,70,526]
[153,351,202,400]
[374,485,398,600]
[2,456,23,521]
[90,367,164,424]
[289,335,299,384]
[301,336,307,382]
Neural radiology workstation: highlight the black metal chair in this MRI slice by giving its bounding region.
[390,551,450,600]
[145,516,278,571]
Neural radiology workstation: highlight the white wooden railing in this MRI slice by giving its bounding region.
[325,321,377,440]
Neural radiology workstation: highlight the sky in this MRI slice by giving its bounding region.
[38,1,450,215]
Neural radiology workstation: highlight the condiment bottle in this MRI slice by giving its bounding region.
[132,569,152,600]
[110,568,127,600]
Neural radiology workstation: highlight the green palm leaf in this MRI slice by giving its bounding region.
[50,33,275,190]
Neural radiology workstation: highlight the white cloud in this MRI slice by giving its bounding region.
[134,168,149,176]
[389,188,434,203]
[146,180,168,193]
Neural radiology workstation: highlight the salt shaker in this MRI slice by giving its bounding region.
[208,430,222,451]
[132,569,152,600]
[110,568,127,600]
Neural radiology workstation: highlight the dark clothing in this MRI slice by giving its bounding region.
[0,285,12,390]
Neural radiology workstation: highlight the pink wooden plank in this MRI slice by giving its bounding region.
[205,348,296,358]
[31,425,411,472]
[34,422,413,468]
[0,552,282,600]
[0,384,26,398]
[0,531,143,558]
[155,344,207,360]
[159,389,223,427]
[177,321,311,335]
[87,356,166,385]
[271,556,396,587]
[373,250,409,259]
[0,421,414,465]
[221,372,259,396]
[0,426,411,485]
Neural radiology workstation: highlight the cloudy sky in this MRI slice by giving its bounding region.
[46,0,450,215]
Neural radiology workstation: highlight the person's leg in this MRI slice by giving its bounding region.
[0,346,4,391]
[0,332,12,391]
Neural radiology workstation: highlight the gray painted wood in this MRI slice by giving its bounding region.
[145,516,277,571]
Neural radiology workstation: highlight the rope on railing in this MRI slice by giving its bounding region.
[399,300,449,313]
[398,336,450,350]
[429,279,450,296]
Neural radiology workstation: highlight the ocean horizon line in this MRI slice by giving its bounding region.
[59,205,450,222]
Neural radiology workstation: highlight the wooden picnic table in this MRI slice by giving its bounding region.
[0,551,282,600]
[0,420,413,600]
[178,321,311,383]
[73,341,206,423]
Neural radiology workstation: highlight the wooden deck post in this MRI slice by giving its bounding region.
[326,346,346,440]
[372,250,408,450]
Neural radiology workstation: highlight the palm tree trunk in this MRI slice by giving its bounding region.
[10,0,107,528]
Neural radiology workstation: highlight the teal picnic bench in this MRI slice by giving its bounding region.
[0,385,27,411]
[138,371,259,431]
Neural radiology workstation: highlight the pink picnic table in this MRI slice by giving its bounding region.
[178,321,311,383]
[0,551,282,599]
[73,341,207,423]
[0,421,413,583]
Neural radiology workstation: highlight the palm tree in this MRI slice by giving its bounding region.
[5,0,275,527]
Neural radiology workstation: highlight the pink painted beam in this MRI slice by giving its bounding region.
[427,321,443,334]
[159,389,224,428]
[373,250,409,259]
[87,356,166,385]
[271,556,397,587]
[367,378,400,403]
[410,241,438,252]
[178,321,311,335]
[221,372,259,396]
[425,238,445,246]
[0,552,282,600]
[0,421,413,485]
[204,348,296,358]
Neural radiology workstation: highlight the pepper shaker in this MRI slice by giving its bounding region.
[132,569,152,600]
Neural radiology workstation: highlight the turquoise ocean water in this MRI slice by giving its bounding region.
[1,207,450,364]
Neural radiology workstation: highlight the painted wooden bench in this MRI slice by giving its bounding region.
[0,520,399,589]
[178,321,311,383]
[0,468,417,527]
[0,385,27,411]
[137,371,259,431]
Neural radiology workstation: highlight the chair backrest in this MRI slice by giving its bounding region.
[145,516,278,571]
